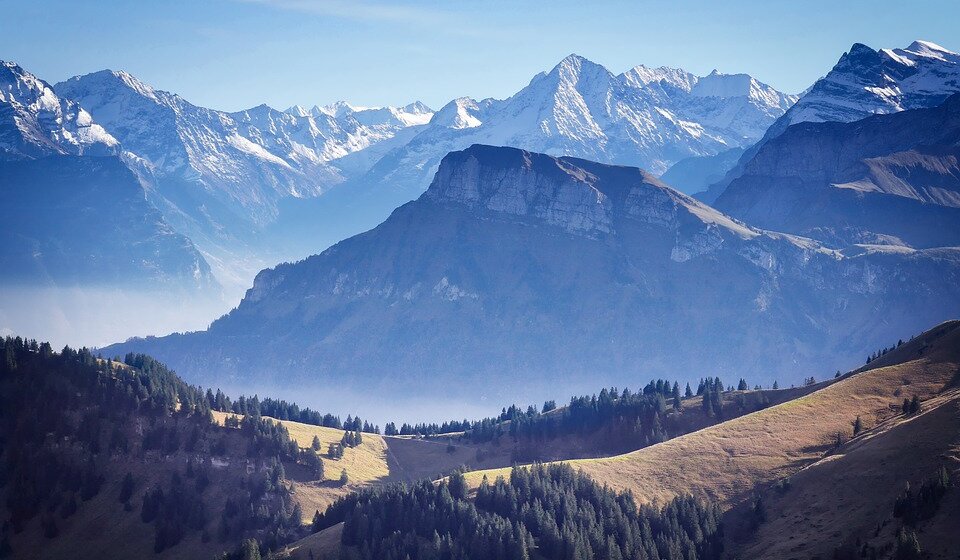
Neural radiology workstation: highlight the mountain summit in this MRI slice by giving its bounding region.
[304,54,797,255]
[0,61,117,160]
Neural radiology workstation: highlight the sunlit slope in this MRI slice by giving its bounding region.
[464,321,960,509]
[734,389,960,558]
[212,412,479,517]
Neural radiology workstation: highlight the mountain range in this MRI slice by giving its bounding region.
[106,144,960,416]
[0,61,214,293]
[53,71,434,290]
[48,55,795,293]
[5,39,960,377]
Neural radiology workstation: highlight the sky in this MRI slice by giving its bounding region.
[2,0,959,112]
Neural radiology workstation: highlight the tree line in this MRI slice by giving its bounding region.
[200,386,380,434]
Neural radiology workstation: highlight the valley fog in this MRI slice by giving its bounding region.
[0,286,233,349]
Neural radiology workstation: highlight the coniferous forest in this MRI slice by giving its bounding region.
[0,337,313,559]
[315,463,723,560]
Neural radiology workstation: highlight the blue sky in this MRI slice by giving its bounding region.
[2,0,958,112]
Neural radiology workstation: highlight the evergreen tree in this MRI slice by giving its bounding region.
[852,416,863,437]
[894,528,921,560]
[119,472,135,503]
[241,539,262,560]
[311,435,321,451]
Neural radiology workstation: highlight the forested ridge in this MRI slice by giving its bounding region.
[0,337,316,559]
[314,463,723,560]
[391,377,772,463]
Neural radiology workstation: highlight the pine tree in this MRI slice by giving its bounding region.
[339,469,348,486]
[241,539,262,560]
[119,472,135,503]
[737,378,748,391]
[894,528,921,560]
[685,383,693,398]
[852,416,863,437]
[311,435,321,451]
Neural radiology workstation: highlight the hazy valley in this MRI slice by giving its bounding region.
[2,9,960,558]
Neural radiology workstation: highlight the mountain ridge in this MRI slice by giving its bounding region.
[698,39,960,203]
[105,145,960,419]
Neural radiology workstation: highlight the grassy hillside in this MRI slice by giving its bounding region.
[229,375,825,522]
[212,412,482,519]
[463,321,960,507]
[732,389,960,559]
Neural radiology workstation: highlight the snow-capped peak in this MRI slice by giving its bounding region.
[316,100,358,118]
[430,97,485,129]
[621,65,697,92]
[548,53,616,86]
[285,99,434,127]
[0,60,118,159]
[285,104,311,118]
[779,39,960,128]
[905,40,957,60]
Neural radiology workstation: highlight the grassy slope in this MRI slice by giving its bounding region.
[212,412,481,519]
[280,321,960,559]
[463,321,960,509]
[733,389,960,559]
[236,381,824,521]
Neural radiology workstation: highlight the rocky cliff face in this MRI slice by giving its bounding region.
[714,94,960,248]
[106,145,960,418]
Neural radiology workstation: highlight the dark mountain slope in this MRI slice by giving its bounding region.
[0,336,311,560]
[107,145,960,415]
[0,155,216,291]
[714,94,960,248]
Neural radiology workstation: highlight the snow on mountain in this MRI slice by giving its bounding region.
[105,145,960,410]
[781,40,960,127]
[698,39,960,203]
[0,61,118,160]
[303,100,434,127]
[55,70,344,213]
[345,53,796,219]
[0,61,219,309]
[621,65,698,91]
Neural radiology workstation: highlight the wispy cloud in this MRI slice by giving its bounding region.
[237,0,457,26]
